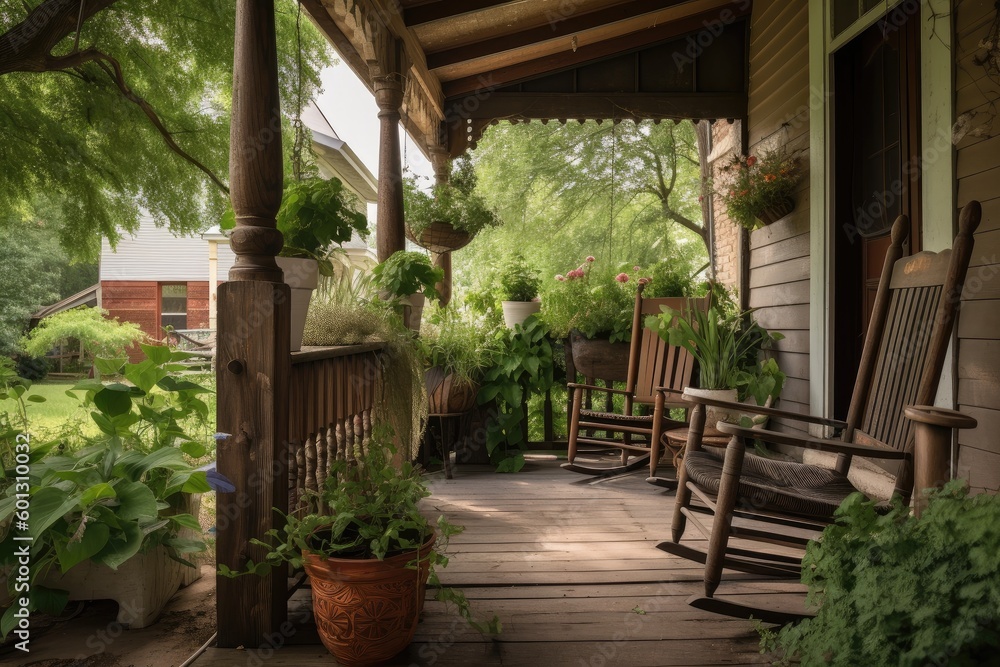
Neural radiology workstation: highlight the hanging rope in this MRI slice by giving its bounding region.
[608,116,617,258]
[291,0,307,181]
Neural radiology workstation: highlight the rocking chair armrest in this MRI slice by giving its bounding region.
[677,392,849,430]
[714,422,909,460]
[904,405,978,430]
[567,383,633,397]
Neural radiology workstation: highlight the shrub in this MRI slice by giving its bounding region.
[761,482,1000,666]
[498,254,540,302]
[21,307,145,362]
[644,261,695,298]
[14,355,49,381]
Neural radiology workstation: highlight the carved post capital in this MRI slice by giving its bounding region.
[371,72,405,115]
[428,146,450,184]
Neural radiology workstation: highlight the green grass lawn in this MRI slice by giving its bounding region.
[2,379,96,437]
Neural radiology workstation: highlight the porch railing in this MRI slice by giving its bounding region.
[287,344,385,510]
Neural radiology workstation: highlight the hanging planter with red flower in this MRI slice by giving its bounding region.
[712,147,802,230]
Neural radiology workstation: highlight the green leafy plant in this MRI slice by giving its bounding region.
[0,345,211,638]
[372,251,444,302]
[21,307,146,365]
[647,300,783,397]
[421,309,498,389]
[497,254,540,302]
[219,429,500,634]
[221,177,369,276]
[643,261,697,298]
[541,256,645,343]
[477,317,555,472]
[714,147,801,230]
[403,157,501,237]
[760,482,1000,666]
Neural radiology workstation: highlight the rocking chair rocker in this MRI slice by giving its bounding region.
[660,204,981,624]
[562,283,707,480]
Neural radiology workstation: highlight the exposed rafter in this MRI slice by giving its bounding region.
[441,7,749,98]
[425,0,693,70]
[403,0,511,27]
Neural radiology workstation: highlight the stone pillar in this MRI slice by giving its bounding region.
[373,72,405,262]
[216,0,290,648]
[429,146,452,305]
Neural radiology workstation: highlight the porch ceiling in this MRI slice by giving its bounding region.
[302,0,749,157]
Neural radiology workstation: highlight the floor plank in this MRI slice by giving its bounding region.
[194,461,795,666]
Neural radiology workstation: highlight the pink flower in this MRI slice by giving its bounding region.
[586,256,596,263]
[747,155,758,167]
[555,274,566,282]
[633,266,641,272]
[615,273,629,283]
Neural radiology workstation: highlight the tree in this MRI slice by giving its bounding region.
[0,0,331,260]
[0,218,61,355]
[453,120,709,304]
[21,306,144,361]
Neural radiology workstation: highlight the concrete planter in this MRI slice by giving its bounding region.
[501,301,541,329]
[276,256,319,351]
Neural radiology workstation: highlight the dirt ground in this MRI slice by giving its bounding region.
[1,564,218,667]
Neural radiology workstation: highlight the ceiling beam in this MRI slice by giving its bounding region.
[426,0,692,70]
[440,8,749,98]
[403,0,512,27]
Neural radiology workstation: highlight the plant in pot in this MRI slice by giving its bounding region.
[541,256,645,383]
[646,294,785,426]
[497,253,541,329]
[371,251,443,332]
[421,309,497,415]
[0,346,213,636]
[403,156,502,254]
[714,146,802,230]
[221,176,369,350]
[220,429,499,666]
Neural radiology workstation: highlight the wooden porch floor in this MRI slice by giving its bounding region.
[195,458,804,666]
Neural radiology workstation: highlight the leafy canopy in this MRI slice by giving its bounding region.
[21,307,145,361]
[0,0,331,260]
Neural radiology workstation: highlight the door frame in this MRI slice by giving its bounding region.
[807,0,956,433]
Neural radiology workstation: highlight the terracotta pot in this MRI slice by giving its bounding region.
[426,366,479,414]
[405,221,472,254]
[501,301,541,329]
[755,197,795,226]
[276,256,318,352]
[304,534,436,667]
[568,330,630,383]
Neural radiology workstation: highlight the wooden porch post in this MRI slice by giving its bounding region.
[429,147,452,305]
[216,0,290,649]
[373,43,406,263]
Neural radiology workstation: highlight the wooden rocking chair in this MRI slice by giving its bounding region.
[563,283,707,479]
[660,204,982,624]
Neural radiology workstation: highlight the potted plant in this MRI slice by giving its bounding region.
[646,294,785,425]
[714,147,802,230]
[541,256,644,382]
[220,429,499,665]
[497,254,542,329]
[371,251,443,332]
[0,346,212,635]
[222,177,369,350]
[421,310,497,414]
[403,157,501,254]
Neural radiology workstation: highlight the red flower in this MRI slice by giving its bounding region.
[747,155,758,167]
[764,174,777,183]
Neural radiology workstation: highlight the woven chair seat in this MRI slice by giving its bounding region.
[684,449,889,520]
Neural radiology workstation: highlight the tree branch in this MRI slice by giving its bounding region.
[91,52,229,193]
[0,0,120,75]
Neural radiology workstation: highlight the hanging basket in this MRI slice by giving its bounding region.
[405,221,473,254]
[754,197,796,226]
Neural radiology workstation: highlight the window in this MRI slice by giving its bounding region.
[832,0,887,39]
[161,284,188,331]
